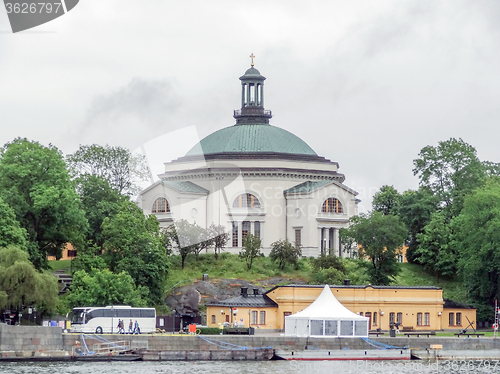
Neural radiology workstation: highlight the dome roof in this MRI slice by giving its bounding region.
[185,124,317,157]
[240,67,265,80]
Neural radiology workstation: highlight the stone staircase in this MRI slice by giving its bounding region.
[53,270,72,294]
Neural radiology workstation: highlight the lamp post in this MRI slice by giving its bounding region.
[111,306,114,334]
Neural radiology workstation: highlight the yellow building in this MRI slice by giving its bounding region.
[206,284,475,332]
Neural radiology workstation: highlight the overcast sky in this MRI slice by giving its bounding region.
[1,1,499,210]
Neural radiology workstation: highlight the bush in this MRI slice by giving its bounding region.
[198,327,221,335]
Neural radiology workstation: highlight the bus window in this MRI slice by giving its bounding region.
[141,309,155,318]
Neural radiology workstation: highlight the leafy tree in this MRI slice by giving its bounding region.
[415,211,457,279]
[0,246,58,313]
[0,138,88,269]
[311,253,348,285]
[313,253,347,273]
[240,234,261,270]
[453,178,500,320]
[396,187,438,263]
[269,239,302,270]
[413,138,485,217]
[166,219,203,269]
[0,197,27,249]
[208,223,229,260]
[75,174,129,249]
[102,201,168,305]
[341,212,407,285]
[71,245,107,274]
[67,144,150,196]
[372,185,401,216]
[65,268,147,308]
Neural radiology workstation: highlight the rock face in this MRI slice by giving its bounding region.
[165,277,307,310]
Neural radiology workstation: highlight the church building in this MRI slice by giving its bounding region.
[137,60,360,257]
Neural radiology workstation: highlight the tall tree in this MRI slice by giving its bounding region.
[166,219,203,269]
[75,174,129,249]
[67,144,150,196]
[208,223,229,260]
[102,201,168,305]
[372,185,401,216]
[413,138,485,217]
[269,239,302,270]
[396,187,438,263]
[453,177,500,320]
[0,246,58,313]
[415,211,457,279]
[0,197,28,249]
[240,234,261,270]
[0,138,88,269]
[66,268,147,309]
[341,212,407,285]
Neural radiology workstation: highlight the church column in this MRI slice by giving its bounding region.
[329,228,334,256]
[333,228,340,257]
[260,83,264,106]
[241,84,246,107]
[318,227,323,256]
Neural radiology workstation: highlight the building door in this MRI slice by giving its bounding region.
[365,312,372,329]
[283,312,292,331]
[225,315,230,323]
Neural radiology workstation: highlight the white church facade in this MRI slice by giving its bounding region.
[137,63,360,257]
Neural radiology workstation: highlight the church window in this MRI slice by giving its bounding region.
[242,221,251,241]
[295,229,301,247]
[233,193,260,208]
[322,198,343,213]
[152,197,170,213]
[232,222,239,247]
[254,222,261,239]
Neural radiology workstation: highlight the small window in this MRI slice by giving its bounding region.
[159,318,164,327]
[254,221,261,239]
[456,312,462,326]
[417,313,422,326]
[397,312,403,325]
[449,313,455,326]
[67,250,77,258]
[359,312,363,316]
[259,311,266,325]
[233,193,260,208]
[242,221,251,242]
[424,313,430,326]
[211,315,216,324]
[152,197,170,213]
[373,312,377,325]
[389,312,395,324]
[321,198,343,213]
[295,229,301,247]
[232,222,238,247]
[251,311,258,325]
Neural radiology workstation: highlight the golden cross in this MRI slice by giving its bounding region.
[250,53,255,67]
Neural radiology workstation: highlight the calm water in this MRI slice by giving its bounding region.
[1,360,500,374]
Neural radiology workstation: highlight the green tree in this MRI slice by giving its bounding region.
[71,245,108,274]
[240,234,261,270]
[0,138,88,269]
[65,268,147,308]
[209,223,229,260]
[75,174,129,249]
[102,201,168,305]
[0,197,28,249]
[453,178,500,320]
[413,138,485,217]
[415,211,457,279]
[0,246,58,313]
[166,219,203,269]
[269,239,302,270]
[67,144,150,196]
[311,253,348,285]
[372,185,401,216]
[341,212,407,285]
[396,187,438,263]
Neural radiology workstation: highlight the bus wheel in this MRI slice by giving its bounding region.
[96,327,103,334]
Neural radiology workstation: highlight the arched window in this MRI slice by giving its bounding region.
[233,193,260,208]
[322,198,343,213]
[152,197,170,213]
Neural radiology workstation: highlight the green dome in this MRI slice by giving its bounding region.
[186,124,317,157]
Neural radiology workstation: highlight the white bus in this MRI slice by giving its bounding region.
[70,306,156,334]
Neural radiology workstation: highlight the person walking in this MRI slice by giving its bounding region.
[128,319,134,334]
[134,320,140,334]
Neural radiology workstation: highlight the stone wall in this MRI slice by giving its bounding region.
[0,324,63,351]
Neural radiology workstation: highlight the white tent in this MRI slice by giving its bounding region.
[284,285,369,337]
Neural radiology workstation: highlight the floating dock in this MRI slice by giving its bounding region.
[274,349,411,361]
